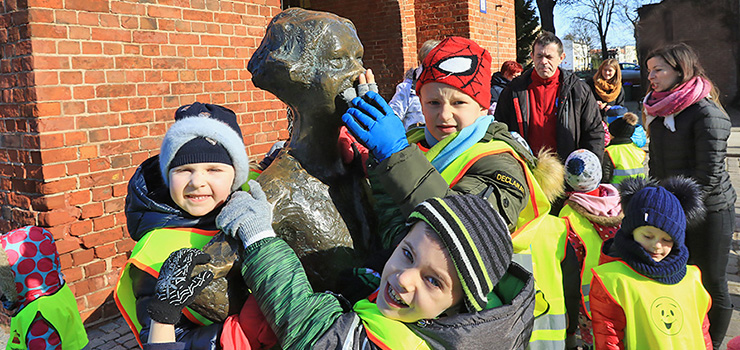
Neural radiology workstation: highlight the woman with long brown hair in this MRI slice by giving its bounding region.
[587,59,625,119]
[643,42,736,349]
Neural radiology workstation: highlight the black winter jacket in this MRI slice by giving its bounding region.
[647,98,736,211]
[124,156,222,349]
[494,68,604,161]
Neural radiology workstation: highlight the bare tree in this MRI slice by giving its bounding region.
[562,0,618,61]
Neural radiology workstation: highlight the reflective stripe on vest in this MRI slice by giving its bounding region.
[408,128,551,253]
[606,144,646,184]
[353,298,430,350]
[592,262,710,349]
[526,215,569,349]
[114,227,218,349]
[559,205,607,318]
[8,284,88,350]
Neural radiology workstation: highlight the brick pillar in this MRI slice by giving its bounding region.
[415,0,516,68]
[0,0,287,326]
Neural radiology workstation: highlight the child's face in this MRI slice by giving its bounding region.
[633,226,674,262]
[420,82,487,142]
[169,162,235,217]
[377,221,463,323]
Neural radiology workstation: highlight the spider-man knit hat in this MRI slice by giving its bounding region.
[416,36,492,108]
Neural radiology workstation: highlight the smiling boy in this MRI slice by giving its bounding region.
[211,188,535,349]
[114,102,251,349]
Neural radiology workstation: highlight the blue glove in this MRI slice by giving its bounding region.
[341,91,408,162]
[216,180,276,248]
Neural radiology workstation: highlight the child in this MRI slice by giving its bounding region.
[113,102,269,349]
[590,176,711,349]
[602,112,647,184]
[558,149,623,348]
[0,226,88,350]
[342,36,568,347]
[216,187,533,349]
[605,106,647,147]
[388,39,441,131]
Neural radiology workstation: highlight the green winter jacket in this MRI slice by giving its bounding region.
[240,237,535,349]
[368,121,537,248]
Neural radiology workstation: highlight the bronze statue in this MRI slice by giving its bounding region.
[189,8,378,322]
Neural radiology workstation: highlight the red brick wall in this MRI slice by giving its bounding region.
[0,0,517,328]
[415,0,516,69]
[0,0,287,326]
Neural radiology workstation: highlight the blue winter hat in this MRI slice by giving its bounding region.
[160,102,250,192]
[621,186,686,245]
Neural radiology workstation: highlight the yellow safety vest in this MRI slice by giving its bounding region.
[409,129,551,253]
[409,128,566,349]
[353,297,430,350]
[114,227,218,348]
[559,204,609,318]
[605,143,646,184]
[592,261,710,349]
[7,284,88,350]
[526,215,568,350]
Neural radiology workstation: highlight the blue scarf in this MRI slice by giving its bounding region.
[612,228,688,285]
[425,115,494,173]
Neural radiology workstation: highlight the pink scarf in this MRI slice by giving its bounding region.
[643,76,711,117]
[567,184,622,217]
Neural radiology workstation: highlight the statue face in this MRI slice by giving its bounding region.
[248,8,364,114]
[311,21,364,108]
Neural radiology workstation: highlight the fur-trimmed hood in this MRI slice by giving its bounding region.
[0,226,63,314]
[564,199,624,227]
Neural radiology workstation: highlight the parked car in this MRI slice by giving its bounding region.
[619,62,641,86]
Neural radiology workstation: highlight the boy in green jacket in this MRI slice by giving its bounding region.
[147,182,535,349]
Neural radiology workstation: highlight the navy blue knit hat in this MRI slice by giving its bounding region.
[407,195,513,312]
[613,176,705,284]
[621,185,685,245]
[160,102,249,191]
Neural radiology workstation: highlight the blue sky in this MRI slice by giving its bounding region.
[547,1,662,47]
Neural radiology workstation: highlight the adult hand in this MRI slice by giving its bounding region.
[147,248,214,325]
[339,69,379,105]
[342,90,408,162]
[216,180,276,248]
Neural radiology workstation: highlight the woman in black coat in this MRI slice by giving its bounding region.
[643,42,736,349]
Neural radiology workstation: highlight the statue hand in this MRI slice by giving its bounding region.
[342,91,409,162]
[217,180,276,248]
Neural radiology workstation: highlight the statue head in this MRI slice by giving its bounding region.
[248,8,365,115]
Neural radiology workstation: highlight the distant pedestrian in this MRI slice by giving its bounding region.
[489,60,523,114]
[495,31,604,162]
[587,59,625,120]
[643,42,736,348]
[388,39,441,130]
[602,112,647,184]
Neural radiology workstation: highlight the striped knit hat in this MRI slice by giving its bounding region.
[407,195,513,312]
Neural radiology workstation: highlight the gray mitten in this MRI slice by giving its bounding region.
[148,248,213,324]
[216,180,275,248]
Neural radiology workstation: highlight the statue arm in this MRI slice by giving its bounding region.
[241,237,345,349]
